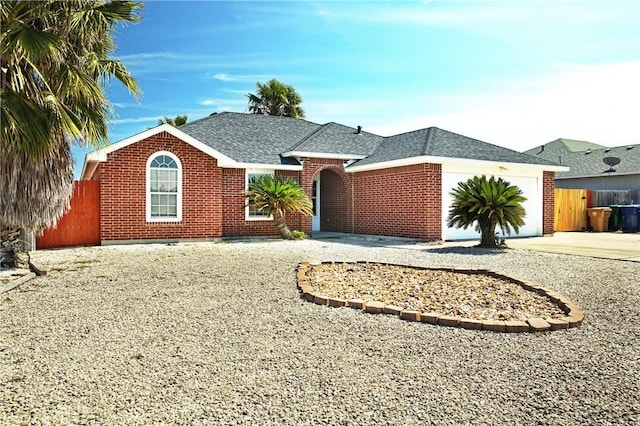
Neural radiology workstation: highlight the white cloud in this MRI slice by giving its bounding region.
[366,61,640,150]
[109,115,160,124]
[199,98,247,108]
[211,73,273,82]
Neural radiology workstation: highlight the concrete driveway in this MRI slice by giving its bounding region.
[314,231,640,262]
[504,231,640,262]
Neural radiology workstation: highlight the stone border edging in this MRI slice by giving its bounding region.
[0,272,37,294]
[297,261,584,333]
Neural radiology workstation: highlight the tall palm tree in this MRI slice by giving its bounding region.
[158,114,188,126]
[447,175,527,248]
[245,175,313,239]
[0,0,142,267]
[247,79,305,118]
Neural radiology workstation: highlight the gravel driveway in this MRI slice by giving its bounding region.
[1,238,638,425]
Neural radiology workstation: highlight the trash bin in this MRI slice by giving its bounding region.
[587,207,612,232]
[608,205,623,231]
[619,204,640,233]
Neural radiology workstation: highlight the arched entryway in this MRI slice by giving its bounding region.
[312,168,350,233]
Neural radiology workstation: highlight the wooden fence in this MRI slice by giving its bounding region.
[554,188,587,232]
[36,180,100,249]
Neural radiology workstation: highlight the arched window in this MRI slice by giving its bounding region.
[146,152,182,222]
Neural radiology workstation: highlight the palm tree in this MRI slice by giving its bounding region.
[245,175,313,239]
[247,79,305,118]
[158,114,188,126]
[447,175,527,248]
[1,0,142,267]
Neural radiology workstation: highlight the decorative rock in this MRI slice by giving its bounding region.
[313,295,329,305]
[438,316,461,327]
[400,310,420,322]
[527,318,551,331]
[546,318,569,330]
[420,313,439,325]
[383,305,403,316]
[298,260,584,333]
[347,299,365,310]
[364,301,385,314]
[328,298,346,308]
[482,320,506,332]
[459,318,483,330]
[504,320,530,333]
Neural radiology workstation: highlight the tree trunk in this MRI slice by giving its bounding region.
[272,212,292,239]
[479,222,498,248]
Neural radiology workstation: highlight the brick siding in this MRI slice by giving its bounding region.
[100,132,222,242]
[351,164,442,239]
[543,171,556,235]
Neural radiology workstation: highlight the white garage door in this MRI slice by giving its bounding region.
[441,172,542,241]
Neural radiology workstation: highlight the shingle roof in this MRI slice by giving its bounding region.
[286,122,382,157]
[555,138,606,152]
[178,112,321,165]
[172,112,560,169]
[524,139,640,177]
[353,127,559,167]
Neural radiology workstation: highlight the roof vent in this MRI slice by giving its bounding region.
[627,146,634,150]
[604,148,611,153]
[209,112,218,116]
[585,149,591,154]
[537,145,545,154]
[354,125,362,134]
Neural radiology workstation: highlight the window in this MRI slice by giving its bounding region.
[146,152,182,222]
[246,169,274,220]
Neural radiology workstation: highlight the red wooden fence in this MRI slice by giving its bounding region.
[36,180,100,249]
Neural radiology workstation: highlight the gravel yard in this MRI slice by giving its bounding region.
[1,238,639,425]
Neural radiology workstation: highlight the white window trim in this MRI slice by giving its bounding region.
[245,168,275,221]
[146,151,183,222]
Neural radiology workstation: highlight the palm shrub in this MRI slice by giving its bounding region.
[158,114,188,126]
[1,0,141,267]
[245,175,313,239]
[447,175,527,248]
[247,79,305,118]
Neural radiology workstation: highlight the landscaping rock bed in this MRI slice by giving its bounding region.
[298,261,583,332]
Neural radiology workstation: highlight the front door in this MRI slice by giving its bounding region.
[312,176,320,232]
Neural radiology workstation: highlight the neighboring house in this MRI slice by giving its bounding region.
[524,138,640,203]
[81,112,565,244]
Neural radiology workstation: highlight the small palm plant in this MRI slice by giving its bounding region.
[245,175,313,239]
[447,175,527,248]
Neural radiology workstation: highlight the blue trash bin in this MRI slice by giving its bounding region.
[619,204,640,233]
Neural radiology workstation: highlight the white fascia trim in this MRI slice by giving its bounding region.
[345,155,571,173]
[81,124,238,169]
[80,156,99,180]
[556,172,639,179]
[281,151,368,160]
[233,162,303,171]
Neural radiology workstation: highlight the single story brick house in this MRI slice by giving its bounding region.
[81,112,566,244]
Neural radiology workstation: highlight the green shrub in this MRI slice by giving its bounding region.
[290,230,307,240]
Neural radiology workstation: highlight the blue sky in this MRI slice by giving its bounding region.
[74,0,640,177]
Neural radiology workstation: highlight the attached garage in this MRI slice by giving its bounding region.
[441,163,544,241]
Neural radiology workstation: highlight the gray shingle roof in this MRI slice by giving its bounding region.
[352,127,559,167]
[179,112,321,165]
[524,139,640,177]
[175,112,561,169]
[287,122,382,157]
